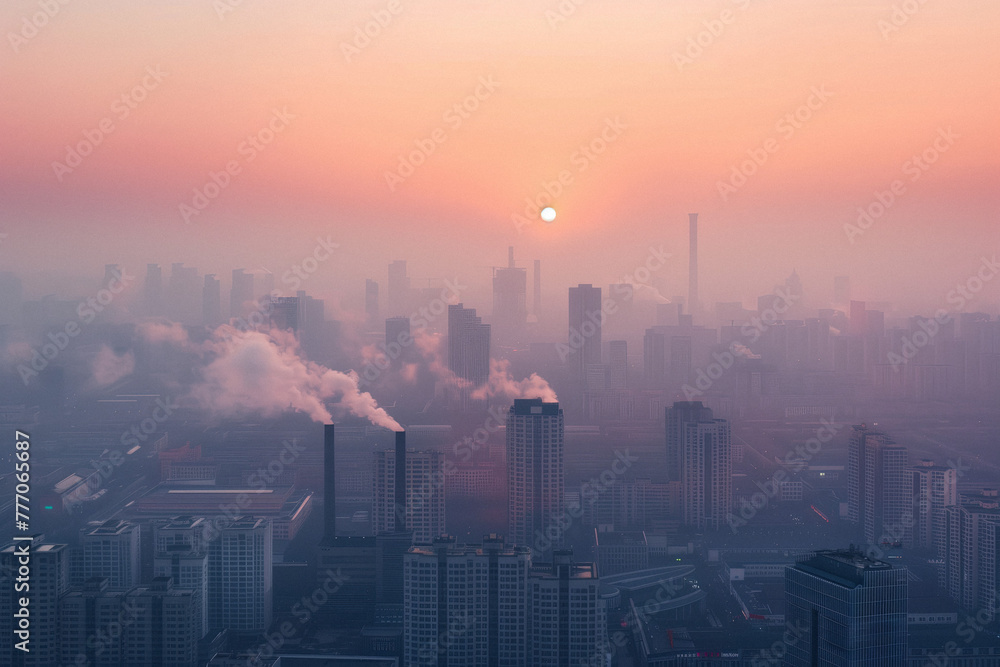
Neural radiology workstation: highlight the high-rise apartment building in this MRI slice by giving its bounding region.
[0,542,68,666]
[206,516,272,631]
[568,284,602,378]
[403,535,531,666]
[665,401,731,529]
[507,398,565,552]
[80,519,141,590]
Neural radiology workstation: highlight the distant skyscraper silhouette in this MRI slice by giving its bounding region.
[448,303,490,390]
[848,425,910,546]
[365,278,380,327]
[784,548,907,666]
[507,398,564,551]
[688,213,698,316]
[493,245,527,342]
[388,260,409,316]
[533,258,542,319]
[203,274,221,327]
[668,401,731,529]
[230,268,254,318]
[144,263,164,316]
[568,284,602,379]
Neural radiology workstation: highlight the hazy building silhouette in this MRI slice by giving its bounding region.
[608,340,627,390]
[365,278,380,327]
[910,460,957,549]
[153,533,209,638]
[202,274,221,327]
[388,260,409,316]
[230,268,254,318]
[848,425,909,546]
[568,284,602,379]
[493,245,527,343]
[168,263,200,324]
[671,403,731,530]
[269,295,299,332]
[448,304,490,406]
[59,578,129,667]
[533,259,542,320]
[939,498,1000,610]
[688,213,699,317]
[507,398,564,552]
[784,548,907,666]
[144,263,164,316]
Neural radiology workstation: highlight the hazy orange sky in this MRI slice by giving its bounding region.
[2,0,998,312]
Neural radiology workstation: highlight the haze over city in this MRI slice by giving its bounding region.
[1,1,999,666]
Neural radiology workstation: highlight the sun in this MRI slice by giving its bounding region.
[540,207,556,222]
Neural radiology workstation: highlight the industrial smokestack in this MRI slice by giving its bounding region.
[688,213,698,317]
[394,430,406,533]
[324,424,336,542]
[508,246,515,269]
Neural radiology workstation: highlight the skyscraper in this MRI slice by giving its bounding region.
[206,516,272,631]
[80,519,141,590]
[448,303,491,398]
[939,499,1000,610]
[492,246,527,343]
[373,448,446,544]
[365,278,380,327]
[910,460,957,549]
[608,340,627,390]
[527,550,606,667]
[168,263,200,324]
[677,408,732,530]
[403,535,531,666]
[0,542,68,666]
[144,263,164,316]
[123,577,199,666]
[533,259,541,319]
[688,212,698,316]
[202,274,221,327]
[784,548,907,666]
[59,578,130,667]
[230,268,254,318]
[388,260,409,316]
[848,425,909,546]
[507,398,565,551]
[269,295,299,332]
[664,400,715,483]
[568,284,602,379]
[153,541,209,639]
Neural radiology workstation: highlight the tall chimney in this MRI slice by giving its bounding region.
[508,246,515,269]
[394,430,407,533]
[324,424,336,541]
[688,213,698,317]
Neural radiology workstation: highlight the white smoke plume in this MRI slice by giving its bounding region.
[91,345,135,387]
[730,342,761,359]
[139,323,401,430]
[471,359,558,402]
